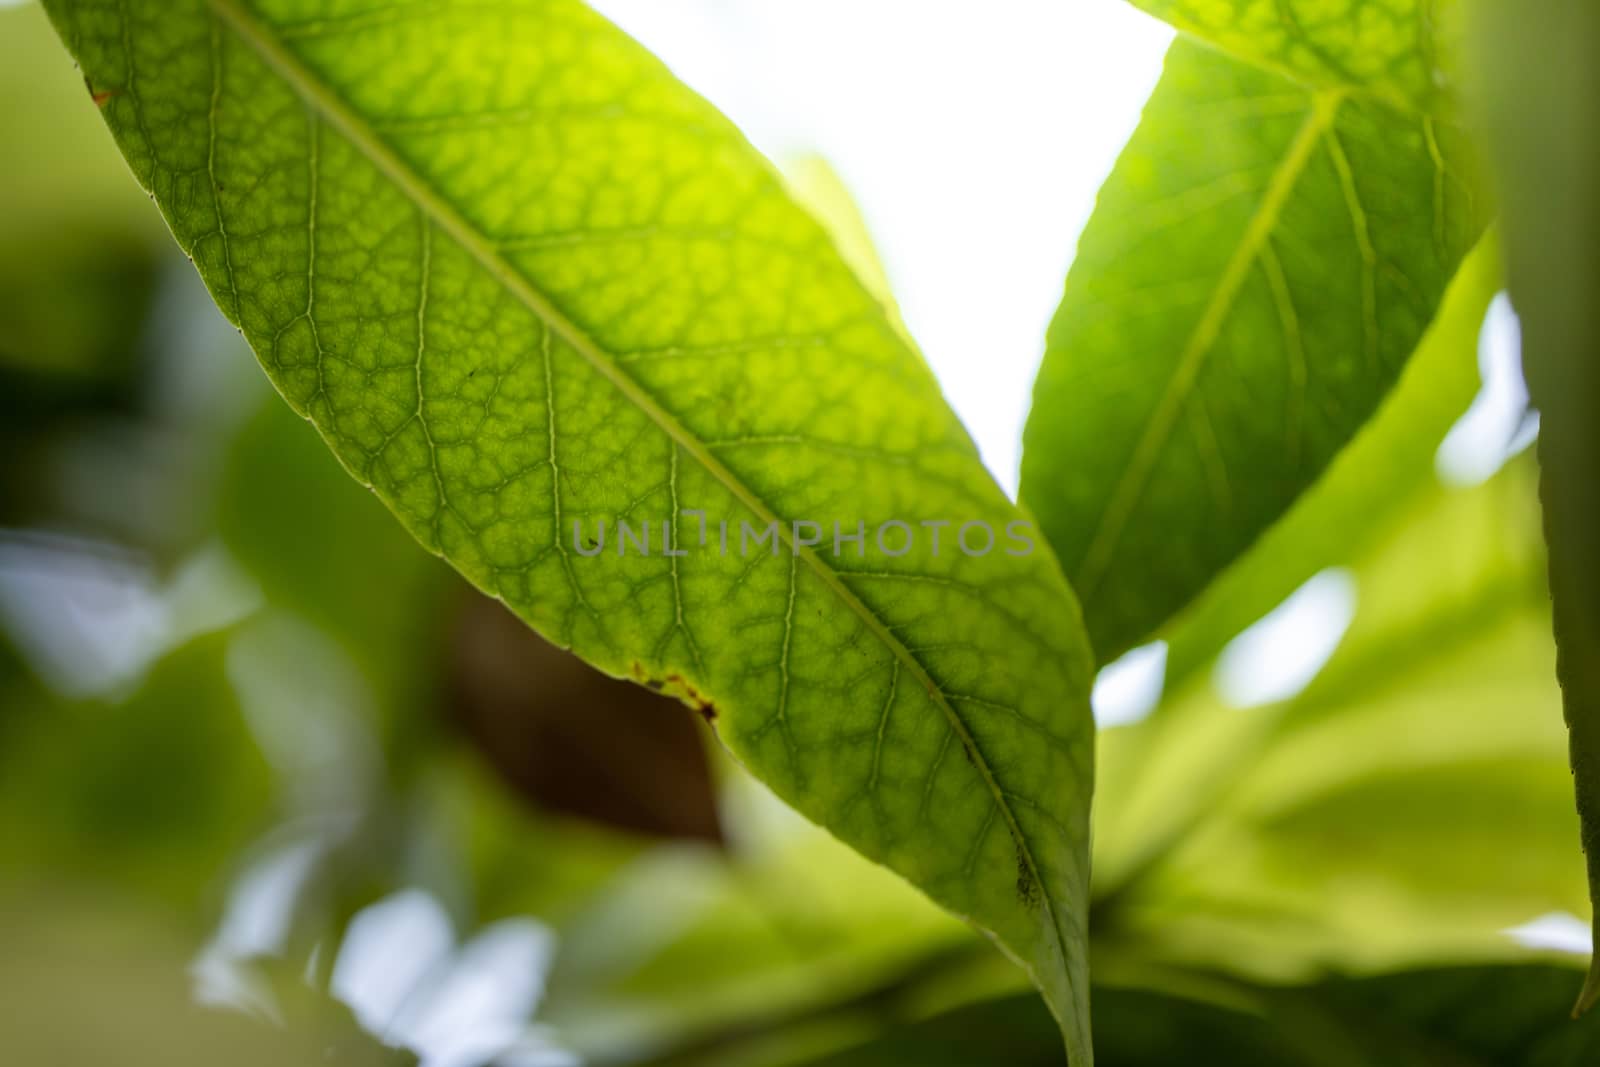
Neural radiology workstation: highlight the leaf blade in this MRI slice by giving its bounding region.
[1020,40,1485,662]
[1096,462,1582,980]
[1157,232,1500,690]
[1468,0,1600,1012]
[41,0,1097,1054]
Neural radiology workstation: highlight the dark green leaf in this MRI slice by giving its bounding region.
[1468,0,1600,1012]
[776,964,1600,1067]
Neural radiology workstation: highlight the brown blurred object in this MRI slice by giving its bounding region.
[448,588,724,845]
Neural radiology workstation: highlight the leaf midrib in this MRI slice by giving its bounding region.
[1071,89,1344,607]
[203,0,1081,1033]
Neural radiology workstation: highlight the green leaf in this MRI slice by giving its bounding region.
[40,0,1097,1055]
[544,783,971,1059]
[0,2,165,387]
[1468,0,1600,1013]
[775,988,1295,1067]
[0,634,274,916]
[1158,232,1500,689]
[769,993,1082,1067]
[1272,964,1600,1065]
[217,395,453,766]
[1095,464,1584,979]
[1121,0,1465,117]
[1020,40,1485,663]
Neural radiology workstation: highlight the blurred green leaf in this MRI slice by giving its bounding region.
[1095,464,1581,980]
[1270,964,1600,1064]
[1467,0,1600,1013]
[1020,40,1485,663]
[0,885,414,1066]
[783,155,909,345]
[0,2,166,383]
[1157,233,1499,689]
[761,993,1073,1067]
[544,776,971,1062]
[706,963,1600,1067]
[217,397,451,766]
[43,0,1100,1053]
[427,751,649,930]
[775,988,1291,1067]
[0,633,274,914]
[1121,0,1465,117]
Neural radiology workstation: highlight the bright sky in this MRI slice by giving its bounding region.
[591,0,1175,495]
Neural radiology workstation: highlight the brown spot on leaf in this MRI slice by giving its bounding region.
[650,671,718,725]
[85,78,116,107]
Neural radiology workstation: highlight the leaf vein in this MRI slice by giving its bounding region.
[1072,90,1344,606]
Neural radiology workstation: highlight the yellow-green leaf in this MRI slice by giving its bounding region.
[1123,0,1466,116]
[39,0,1098,1057]
[1096,463,1582,981]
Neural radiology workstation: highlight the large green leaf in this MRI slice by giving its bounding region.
[1469,0,1600,1013]
[40,0,1097,1056]
[1020,40,1484,663]
[1122,0,1465,117]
